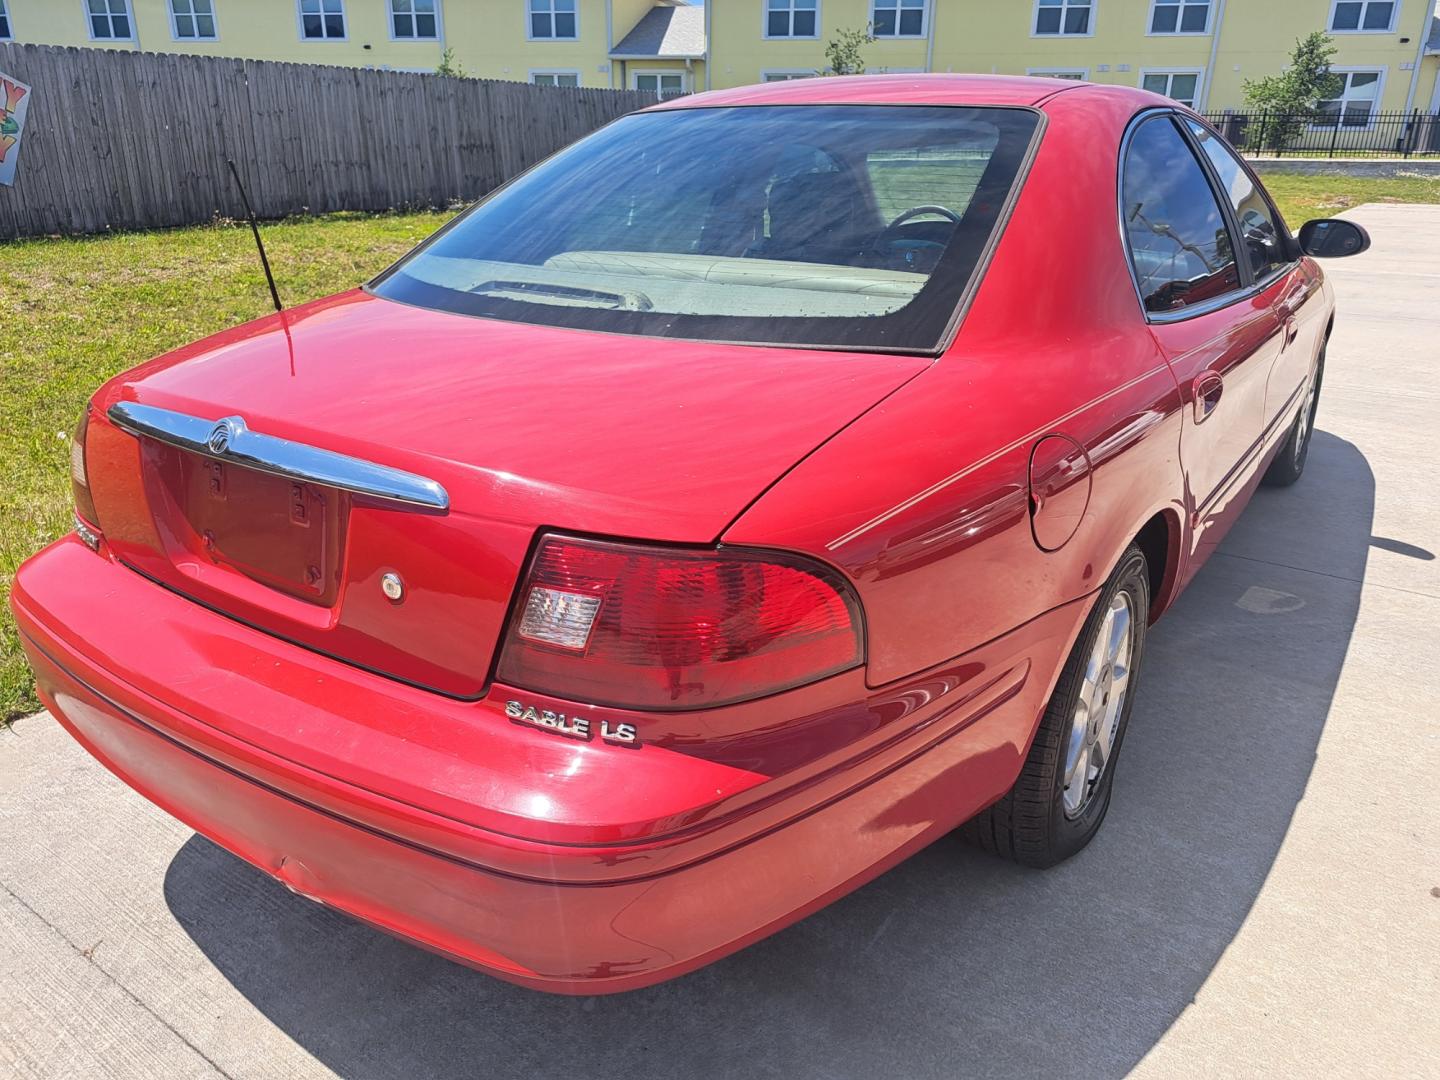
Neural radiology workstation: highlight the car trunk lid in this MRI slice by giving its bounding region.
[84,291,927,696]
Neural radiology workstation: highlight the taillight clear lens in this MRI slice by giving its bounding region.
[71,406,103,548]
[497,535,864,710]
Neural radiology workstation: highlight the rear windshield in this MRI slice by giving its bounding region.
[371,105,1040,352]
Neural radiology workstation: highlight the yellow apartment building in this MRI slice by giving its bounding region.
[711,0,1440,115]
[0,0,1437,115]
[0,0,707,94]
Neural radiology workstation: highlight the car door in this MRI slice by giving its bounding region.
[1183,118,1324,433]
[1120,111,1271,561]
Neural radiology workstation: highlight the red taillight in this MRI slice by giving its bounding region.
[71,406,103,550]
[496,535,864,710]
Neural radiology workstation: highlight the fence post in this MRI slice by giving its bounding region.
[1329,113,1340,159]
[1403,109,1418,159]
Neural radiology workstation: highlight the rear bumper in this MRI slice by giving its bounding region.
[13,535,1089,993]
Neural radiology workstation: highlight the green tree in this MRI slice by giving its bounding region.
[435,47,466,79]
[1242,31,1344,151]
[822,25,874,76]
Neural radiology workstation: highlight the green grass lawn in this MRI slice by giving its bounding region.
[1261,172,1440,224]
[3,172,1439,722]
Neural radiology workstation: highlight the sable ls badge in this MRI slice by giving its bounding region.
[506,700,640,747]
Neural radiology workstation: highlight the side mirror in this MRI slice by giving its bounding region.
[1297,218,1371,259]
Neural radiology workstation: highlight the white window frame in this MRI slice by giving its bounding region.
[388,0,442,41]
[632,69,689,100]
[763,0,820,40]
[1312,66,1388,129]
[529,68,582,87]
[296,0,348,41]
[1138,67,1204,107]
[760,69,819,81]
[526,0,579,41]
[0,0,13,41]
[1032,0,1095,37]
[84,0,135,41]
[1146,0,1211,36]
[1326,0,1400,34]
[1027,67,1089,80]
[870,0,928,39]
[168,0,219,41]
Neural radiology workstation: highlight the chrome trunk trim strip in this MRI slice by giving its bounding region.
[107,402,450,512]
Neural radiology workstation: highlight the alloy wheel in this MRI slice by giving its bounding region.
[1061,591,1135,819]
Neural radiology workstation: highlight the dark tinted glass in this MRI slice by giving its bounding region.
[1151,4,1178,31]
[1186,120,1291,281]
[373,106,1040,351]
[1122,116,1239,313]
[1362,1,1393,28]
[1180,4,1208,30]
[1331,1,1361,29]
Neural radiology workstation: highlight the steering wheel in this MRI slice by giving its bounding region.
[883,204,963,233]
[873,205,962,268]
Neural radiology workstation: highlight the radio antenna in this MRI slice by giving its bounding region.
[226,159,283,313]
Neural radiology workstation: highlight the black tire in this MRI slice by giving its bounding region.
[961,544,1150,869]
[1262,344,1325,488]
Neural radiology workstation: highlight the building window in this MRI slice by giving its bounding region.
[1141,69,1202,107]
[634,71,686,100]
[1317,70,1384,126]
[762,70,818,81]
[391,0,437,39]
[0,0,11,41]
[1149,0,1209,34]
[872,0,925,36]
[1028,68,1088,80]
[87,0,133,40]
[766,0,818,38]
[170,0,217,39]
[299,0,346,39]
[1034,0,1092,35]
[529,0,576,39]
[531,70,580,87]
[1329,0,1397,32]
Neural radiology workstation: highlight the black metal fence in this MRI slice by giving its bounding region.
[1201,109,1440,158]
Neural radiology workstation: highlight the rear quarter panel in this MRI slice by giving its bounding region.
[724,87,1188,689]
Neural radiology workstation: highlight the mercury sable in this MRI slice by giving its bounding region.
[12,75,1370,993]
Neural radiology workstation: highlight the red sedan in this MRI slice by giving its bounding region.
[12,75,1369,994]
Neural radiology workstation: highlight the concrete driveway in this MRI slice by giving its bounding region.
[3,203,1438,1080]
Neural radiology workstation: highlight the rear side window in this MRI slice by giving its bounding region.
[1121,115,1240,314]
[1185,119,1292,283]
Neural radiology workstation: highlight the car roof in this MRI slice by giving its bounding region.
[648,73,1160,111]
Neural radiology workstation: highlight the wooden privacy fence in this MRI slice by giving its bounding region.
[0,42,654,238]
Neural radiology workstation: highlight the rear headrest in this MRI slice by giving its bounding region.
[766,171,862,253]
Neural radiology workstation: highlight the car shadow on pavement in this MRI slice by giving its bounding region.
[164,430,1373,1080]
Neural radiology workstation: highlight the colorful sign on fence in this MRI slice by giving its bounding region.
[1,70,33,187]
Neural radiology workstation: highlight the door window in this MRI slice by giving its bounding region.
[1185,119,1291,282]
[1121,115,1240,314]
[635,72,687,100]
